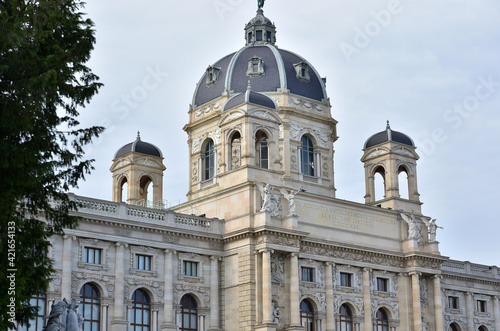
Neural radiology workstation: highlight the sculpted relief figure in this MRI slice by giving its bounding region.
[400,210,423,244]
[256,181,281,217]
[280,187,305,216]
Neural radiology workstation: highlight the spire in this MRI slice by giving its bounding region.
[247,80,252,91]
[136,131,141,141]
[386,121,392,141]
[386,120,390,130]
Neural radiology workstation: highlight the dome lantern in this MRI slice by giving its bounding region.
[245,9,277,46]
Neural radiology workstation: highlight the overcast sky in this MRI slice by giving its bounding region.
[75,0,500,266]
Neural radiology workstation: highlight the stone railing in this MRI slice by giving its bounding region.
[174,214,212,228]
[71,194,223,234]
[75,197,117,214]
[442,259,498,279]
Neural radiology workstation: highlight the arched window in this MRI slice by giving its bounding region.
[79,283,100,331]
[478,326,488,331]
[300,135,314,176]
[375,308,389,331]
[398,165,409,199]
[230,131,241,170]
[374,166,386,201]
[203,139,215,180]
[256,131,269,169]
[120,177,128,202]
[339,304,353,331]
[139,175,153,203]
[300,299,314,331]
[22,292,46,331]
[130,289,150,331]
[448,323,460,331]
[180,294,198,331]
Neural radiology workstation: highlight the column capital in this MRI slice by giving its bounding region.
[398,272,408,278]
[408,271,421,277]
[259,248,274,254]
[289,252,299,258]
[63,235,76,240]
[362,267,372,273]
[116,242,128,248]
[164,249,177,255]
[465,291,474,297]
[432,274,442,280]
[325,261,335,267]
[492,295,499,302]
[210,255,222,261]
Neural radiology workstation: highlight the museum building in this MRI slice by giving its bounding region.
[21,6,500,331]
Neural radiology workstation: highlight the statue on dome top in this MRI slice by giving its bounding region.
[258,0,265,9]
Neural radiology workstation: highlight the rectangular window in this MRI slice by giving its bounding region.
[256,30,263,41]
[136,254,151,271]
[83,247,102,264]
[301,267,314,282]
[183,261,198,277]
[449,296,459,309]
[377,278,388,292]
[340,272,352,287]
[477,300,487,312]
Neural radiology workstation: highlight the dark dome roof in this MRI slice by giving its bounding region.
[223,85,277,111]
[192,10,327,107]
[364,122,414,149]
[114,132,162,159]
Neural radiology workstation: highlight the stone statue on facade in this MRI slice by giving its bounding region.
[427,219,444,242]
[272,301,281,326]
[280,187,304,216]
[256,181,281,217]
[400,210,423,244]
[256,181,273,212]
[43,298,83,331]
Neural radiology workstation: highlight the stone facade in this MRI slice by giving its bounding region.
[20,6,500,331]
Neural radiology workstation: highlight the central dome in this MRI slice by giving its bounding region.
[192,9,328,107]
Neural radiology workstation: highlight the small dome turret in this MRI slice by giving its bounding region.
[245,9,276,46]
[364,121,414,149]
[114,132,163,159]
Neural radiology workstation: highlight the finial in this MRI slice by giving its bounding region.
[386,120,391,130]
[247,80,252,90]
[136,131,141,141]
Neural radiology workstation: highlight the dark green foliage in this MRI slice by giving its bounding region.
[0,0,103,328]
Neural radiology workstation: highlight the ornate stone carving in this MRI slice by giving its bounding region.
[173,283,211,308]
[194,101,222,118]
[114,228,131,237]
[365,148,387,159]
[192,161,198,182]
[253,111,274,121]
[271,254,285,284]
[221,112,244,124]
[138,158,160,168]
[208,241,223,250]
[394,147,413,157]
[371,298,399,320]
[333,296,364,315]
[255,182,281,217]
[258,235,299,247]
[279,124,284,139]
[163,234,180,244]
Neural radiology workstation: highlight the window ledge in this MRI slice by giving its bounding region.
[78,262,108,272]
[178,275,204,283]
[129,269,158,277]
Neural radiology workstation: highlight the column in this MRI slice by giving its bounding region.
[410,272,422,331]
[362,268,372,330]
[432,276,443,331]
[61,235,75,300]
[325,262,335,331]
[152,309,158,331]
[465,292,474,330]
[493,296,500,331]
[199,315,206,331]
[209,256,221,330]
[161,250,176,331]
[261,249,274,323]
[290,253,301,327]
[111,242,128,331]
[255,252,263,323]
[102,304,108,331]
